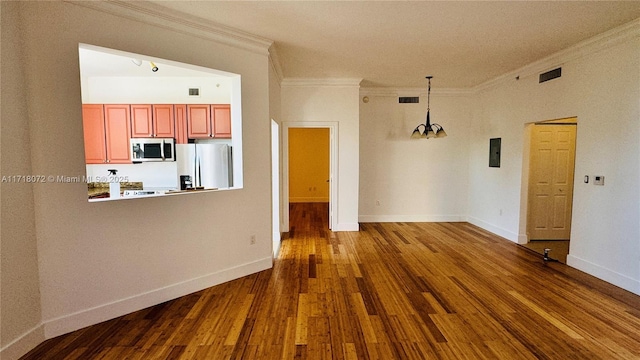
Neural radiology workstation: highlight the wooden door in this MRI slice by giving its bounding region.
[104,105,132,164]
[212,104,231,138]
[174,104,188,144]
[153,104,175,138]
[82,104,106,164]
[187,104,211,138]
[527,124,576,240]
[130,104,153,137]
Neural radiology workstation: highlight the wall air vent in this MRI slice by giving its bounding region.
[188,88,200,96]
[539,67,562,83]
[399,97,419,103]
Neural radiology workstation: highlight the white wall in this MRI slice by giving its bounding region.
[467,25,640,294]
[0,3,45,358]
[8,1,273,349]
[269,54,283,255]
[281,80,361,231]
[84,76,232,104]
[358,90,472,222]
[466,85,528,240]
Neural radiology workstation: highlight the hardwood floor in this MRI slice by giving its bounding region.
[22,203,640,359]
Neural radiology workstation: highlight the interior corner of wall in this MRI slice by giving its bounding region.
[0,324,45,360]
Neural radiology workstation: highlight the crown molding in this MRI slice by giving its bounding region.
[474,17,640,92]
[360,87,473,97]
[66,0,273,55]
[281,78,363,87]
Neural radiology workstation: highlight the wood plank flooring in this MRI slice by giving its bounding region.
[22,203,640,359]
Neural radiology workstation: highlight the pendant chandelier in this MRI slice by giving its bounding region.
[411,76,447,139]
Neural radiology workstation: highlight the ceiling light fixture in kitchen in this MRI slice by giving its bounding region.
[411,76,447,139]
[150,61,159,72]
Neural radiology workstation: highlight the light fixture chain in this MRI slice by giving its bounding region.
[427,77,431,110]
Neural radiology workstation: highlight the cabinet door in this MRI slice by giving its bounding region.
[153,104,175,138]
[174,104,188,144]
[82,104,107,164]
[187,104,211,138]
[212,104,231,138]
[104,105,132,164]
[131,104,153,137]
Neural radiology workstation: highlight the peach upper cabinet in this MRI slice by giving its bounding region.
[82,104,107,164]
[187,104,231,139]
[211,104,231,138]
[174,104,188,144]
[130,104,175,138]
[82,104,132,164]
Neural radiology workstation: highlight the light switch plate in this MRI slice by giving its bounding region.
[594,175,604,186]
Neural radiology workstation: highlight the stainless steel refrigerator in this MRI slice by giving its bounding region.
[176,141,233,189]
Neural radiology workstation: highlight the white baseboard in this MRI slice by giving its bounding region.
[467,216,518,242]
[567,254,640,296]
[332,222,360,231]
[517,234,529,244]
[273,231,283,258]
[358,215,466,223]
[0,324,45,360]
[43,257,273,339]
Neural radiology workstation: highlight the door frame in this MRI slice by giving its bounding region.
[282,122,338,231]
[518,117,577,244]
[271,120,281,258]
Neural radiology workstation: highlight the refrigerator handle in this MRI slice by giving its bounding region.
[227,145,233,187]
[195,149,201,187]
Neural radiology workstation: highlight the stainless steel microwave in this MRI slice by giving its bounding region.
[131,138,175,162]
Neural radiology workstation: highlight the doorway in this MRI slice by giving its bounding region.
[288,128,330,202]
[523,117,577,262]
[282,122,338,232]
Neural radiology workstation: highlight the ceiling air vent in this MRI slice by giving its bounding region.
[188,88,200,96]
[539,67,562,83]
[399,97,419,103]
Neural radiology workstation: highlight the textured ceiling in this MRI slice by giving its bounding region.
[149,1,640,88]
